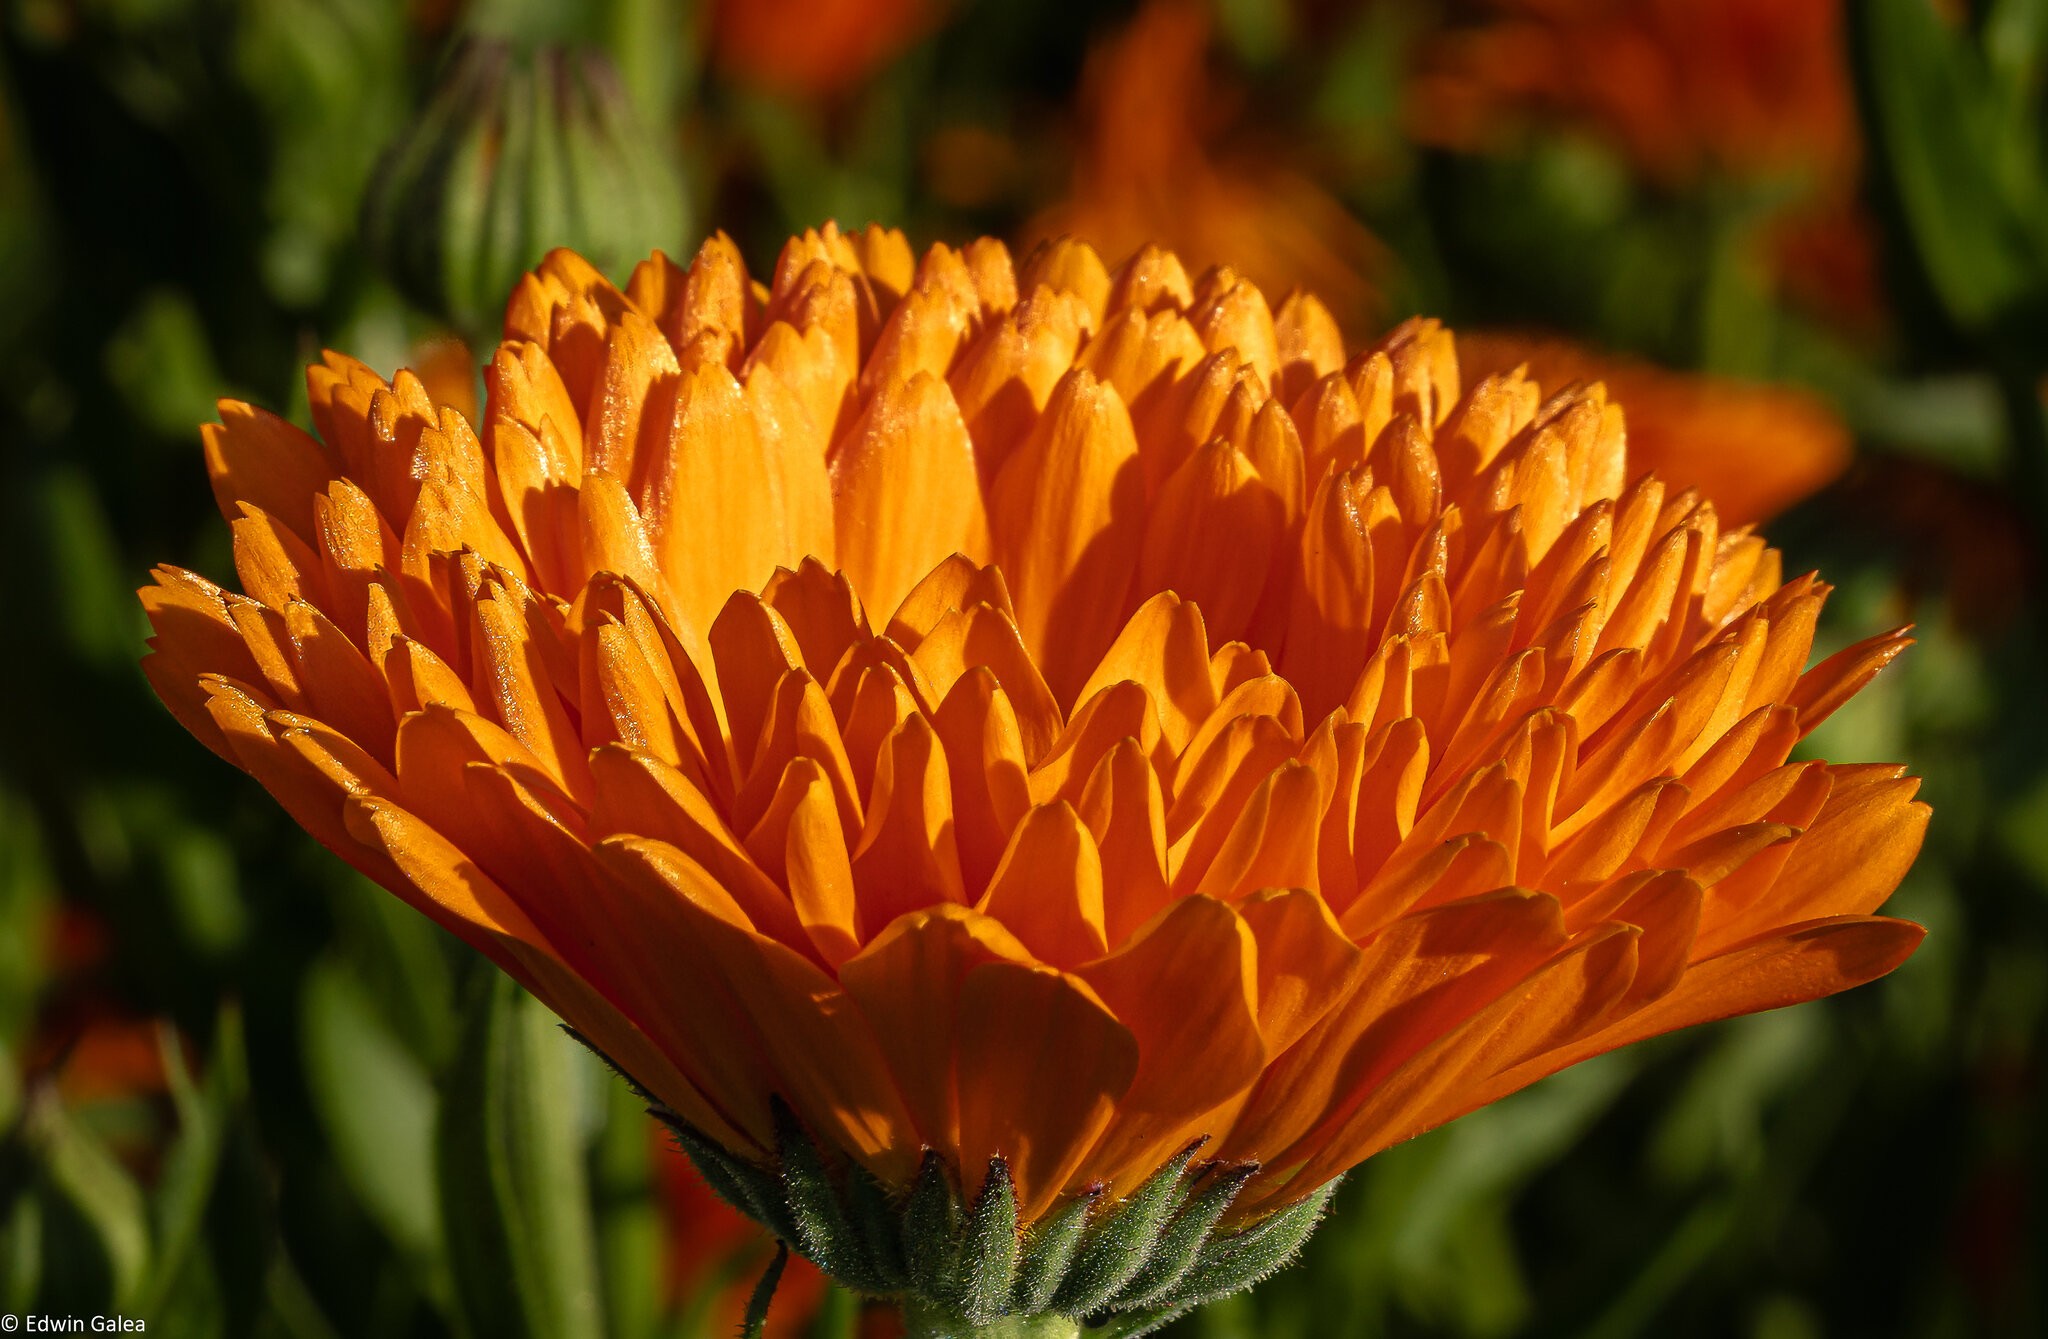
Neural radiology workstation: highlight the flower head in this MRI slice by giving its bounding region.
[142,224,1924,1320]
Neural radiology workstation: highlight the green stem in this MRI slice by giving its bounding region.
[898,1299,1085,1339]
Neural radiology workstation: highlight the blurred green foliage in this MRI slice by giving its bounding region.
[1,1,2044,1337]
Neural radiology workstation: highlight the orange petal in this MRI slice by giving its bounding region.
[931,667,1032,895]
[988,369,1146,701]
[644,357,787,636]
[851,714,967,930]
[840,903,1035,1151]
[1078,737,1172,945]
[140,567,266,760]
[1236,887,1365,1054]
[1223,887,1566,1165]
[744,758,862,969]
[709,593,806,775]
[911,602,1062,762]
[1076,895,1264,1188]
[1138,441,1282,646]
[1271,924,1640,1203]
[344,795,757,1156]
[884,555,1017,649]
[1473,914,1926,1117]
[949,287,1093,484]
[831,371,991,620]
[955,961,1137,1219]
[1078,592,1218,755]
[763,558,870,677]
[598,836,920,1183]
[583,744,815,957]
[976,803,1109,968]
[203,402,334,543]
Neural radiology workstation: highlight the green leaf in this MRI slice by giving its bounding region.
[0,1187,40,1318]
[592,1067,662,1339]
[35,466,138,670]
[437,972,604,1339]
[1860,0,2048,340]
[301,955,440,1261]
[22,1090,152,1311]
[133,1016,230,1321]
[740,1241,789,1339]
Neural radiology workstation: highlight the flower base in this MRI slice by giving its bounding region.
[642,1089,1337,1338]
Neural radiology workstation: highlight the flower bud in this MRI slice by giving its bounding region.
[365,39,688,337]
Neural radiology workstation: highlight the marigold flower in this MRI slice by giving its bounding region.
[141,223,1926,1332]
[1456,333,1851,526]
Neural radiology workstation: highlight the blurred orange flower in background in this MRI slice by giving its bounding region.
[408,333,480,426]
[1408,0,1856,182]
[1409,0,1883,330]
[710,0,943,97]
[1456,333,1852,526]
[1030,0,1381,333]
[140,222,1925,1255]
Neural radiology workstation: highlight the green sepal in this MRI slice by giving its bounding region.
[846,1161,910,1292]
[954,1158,1021,1325]
[902,1150,966,1300]
[1050,1141,1205,1316]
[657,1115,796,1245]
[740,1240,789,1339]
[558,1027,651,1102]
[773,1098,878,1291]
[1010,1185,1101,1316]
[577,1035,1335,1329]
[567,1030,794,1246]
[1113,1161,1258,1310]
[1147,1176,1340,1312]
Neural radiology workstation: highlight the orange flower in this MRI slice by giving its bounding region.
[1408,0,1856,185]
[1029,0,1380,333]
[1456,333,1851,526]
[710,0,942,98]
[141,224,1925,1316]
